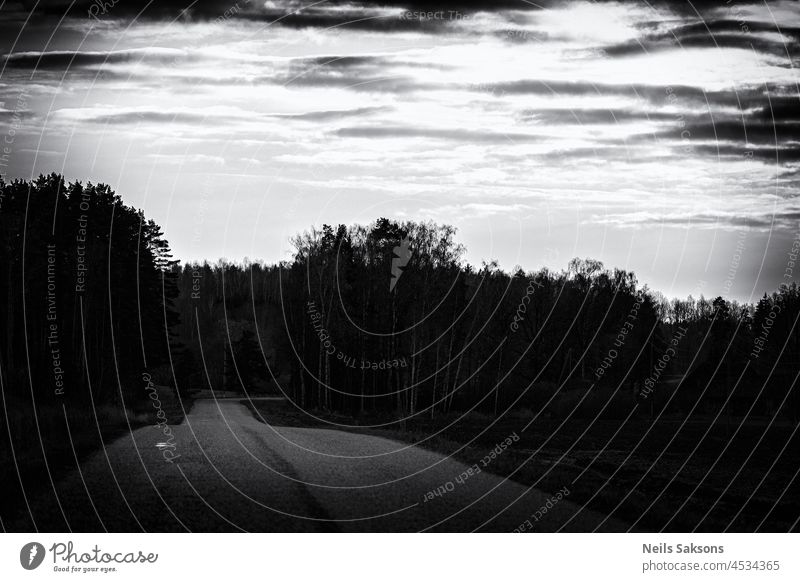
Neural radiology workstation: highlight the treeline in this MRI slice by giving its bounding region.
[0,174,179,409]
[2,176,796,422]
[174,218,799,422]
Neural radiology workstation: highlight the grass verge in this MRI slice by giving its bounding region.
[244,398,800,532]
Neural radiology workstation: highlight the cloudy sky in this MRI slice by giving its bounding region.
[1,0,798,301]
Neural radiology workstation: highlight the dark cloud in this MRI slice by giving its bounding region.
[602,32,797,59]
[335,125,542,143]
[757,98,800,122]
[620,99,800,163]
[485,79,683,99]
[674,120,800,145]
[656,211,800,230]
[486,80,800,121]
[276,53,444,91]
[59,105,390,126]
[279,70,434,93]
[0,107,33,120]
[303,55,383,69]
[647,96,800,155]
[14,0,526,30]
[3,48,188,70]
[602,15,799,60]
[300,55,448,71]
[6,0,799,43]
[666,19,800,38]
[693,143,800,164]
[0,1,533,51]
[1,46,442,93]
[240,11,443,33]
[601,86,800,163]
[483,80,747,117]
[25,0,527,18]
[269,105,391,121]
[23,0,784,21]
[70,110,228,125]
[518,107,694,125]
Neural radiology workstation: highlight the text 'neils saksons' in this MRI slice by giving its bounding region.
[643,543,724,554]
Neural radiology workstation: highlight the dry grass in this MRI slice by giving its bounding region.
[0,385,190,527]
[246,398,800,532]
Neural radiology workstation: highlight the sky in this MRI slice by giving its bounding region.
[1,0,798,302]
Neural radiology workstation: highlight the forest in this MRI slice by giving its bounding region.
[1,176,798,427]
[173,219,800,424]
[1,174,177,408]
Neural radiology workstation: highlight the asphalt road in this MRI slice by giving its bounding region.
[13,398,626,532]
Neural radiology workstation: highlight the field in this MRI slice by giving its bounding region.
[247,398,800,532]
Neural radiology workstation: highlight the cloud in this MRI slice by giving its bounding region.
[643,96,800,159]
[592,207,800,231]
[269,105,391,121]
[484,80,796,110]
[276,53,444,92]
[658,19,800,38]
[517,107,687,125]
[756,97,800,122]
[277,72,433,93]
[4,0,800,268]
[50,106,256,126]
[671,120,800,145]
[59,110,213,125]
[0,107,33,120]
[2,47,189,69]
[601,26,798,59]
[495,79,800,165]
[335,125,542,143]
[693,144,800,164]
[18,0,522,33]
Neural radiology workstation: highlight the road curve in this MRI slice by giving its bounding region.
[11,398,626,532]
